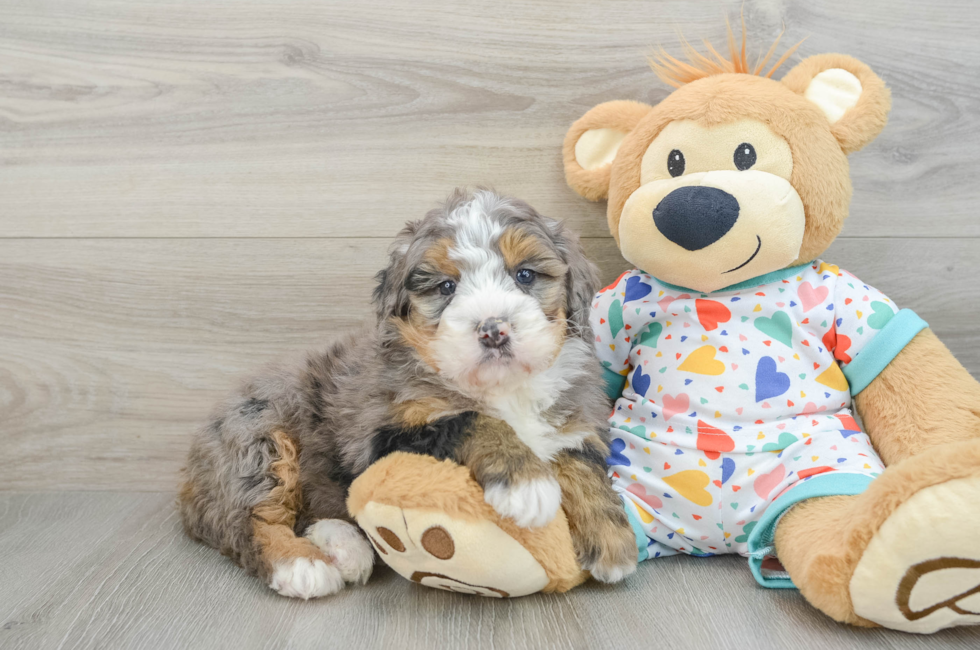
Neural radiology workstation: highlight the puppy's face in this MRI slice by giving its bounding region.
[376,191,598,395]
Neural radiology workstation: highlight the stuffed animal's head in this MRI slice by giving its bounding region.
[563,34,890,292]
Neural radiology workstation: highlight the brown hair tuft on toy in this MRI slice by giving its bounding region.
[649,15,805,88]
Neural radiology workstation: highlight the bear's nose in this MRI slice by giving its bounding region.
[652,186,740,251]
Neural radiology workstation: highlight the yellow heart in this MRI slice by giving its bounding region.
[811,456,819,462]
[701,335,708,342]
[678,346,725,375]
[714,411,721,418]
[793,354,800,360]
[757,433,765,440]
[856,310,863,319]
[802,433,810,438]
[643,447,650,454]
[816,363,849,391]
[656,351,663,357]
[663,470,713,507]
[698,458,706,467]
[609,344,616,351]
[630,474,637,480]
[800,391,806,397]
[748,468,755,476]
[666,320,672,327]
[677,527,686,535]
[659,291,665,297]
[657,384,663,392]
[753,304,762,312]
[724,532,731,538]
[625,417,631,422]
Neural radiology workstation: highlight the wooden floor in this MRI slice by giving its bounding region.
[1,0,979,647]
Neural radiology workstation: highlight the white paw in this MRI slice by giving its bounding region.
[269,557,344,600]
[304,519,375,585]
[589,559,637,584]
[484,476,562,528]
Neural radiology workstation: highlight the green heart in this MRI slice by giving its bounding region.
[730,502,739,510]
[643,466,652,473]
[659,366,667,373]
[672,512,680,519]
[618,424,646,437]
[761,432,799,453]
[635,322,663,348]
[608,300,624,337]
[735,520,757,543]
[700,397,708,405]
[867,301,895,330]
[754,311,793,347]
[741,316,750,322]
[739,383,749,390]
[684,305,691,312]
[857,326,864,335]
[799,373,806,380]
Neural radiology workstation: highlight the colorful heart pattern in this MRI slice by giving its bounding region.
[590,261,897,558]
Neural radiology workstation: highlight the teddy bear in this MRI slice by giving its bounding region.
[348,31,980,633]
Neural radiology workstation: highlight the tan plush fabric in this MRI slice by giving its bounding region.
[775,439,980,626]
[348,452,588,594]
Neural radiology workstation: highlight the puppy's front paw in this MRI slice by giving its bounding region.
[578,522,639,584]
[484,476,562,528]
[304,519,375,585]
[269,557,344,599]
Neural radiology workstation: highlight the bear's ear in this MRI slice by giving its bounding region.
[782,54,891,154]
[563,100,653,201]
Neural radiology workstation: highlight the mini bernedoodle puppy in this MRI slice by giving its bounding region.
[179,189,638,599]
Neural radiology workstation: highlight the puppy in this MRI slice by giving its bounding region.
[179,189,638,599]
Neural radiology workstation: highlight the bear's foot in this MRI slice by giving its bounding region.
[777,438,980,633]
[850,472,980,633]
[346,452,588,597]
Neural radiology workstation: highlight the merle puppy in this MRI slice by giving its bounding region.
[179,190,637,599]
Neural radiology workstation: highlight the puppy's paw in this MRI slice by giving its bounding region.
[304,519,375,585]
[269,557,344,599]
[484,476,562,528]
[578,521,639,584]
[588,557,638,584]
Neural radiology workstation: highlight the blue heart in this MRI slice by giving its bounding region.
[624,275,652,303]
[742,348,750,355]
[684,378,693,385]
[674,449,684,455]
[721,457,735,485]
[755,356,790,402]
[606,438,630,466]
[631,364,651,397]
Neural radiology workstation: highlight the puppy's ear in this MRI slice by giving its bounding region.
[550,221,600,339]
[781,54,891,154]
[373,221,417,322]
[563,100,654,201]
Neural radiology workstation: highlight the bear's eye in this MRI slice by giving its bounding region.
[667,149,685,177]
[734,142,757,171]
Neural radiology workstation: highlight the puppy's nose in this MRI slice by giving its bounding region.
[478,317,509,349]
[652,186,740,251]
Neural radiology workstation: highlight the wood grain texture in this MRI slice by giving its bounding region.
[1,237,978,492]
[1,0,979,238]
[0,492,977,650]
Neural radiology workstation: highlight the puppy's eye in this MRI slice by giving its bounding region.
[667,149,685,177]
[734,142,756,171]
[515,269,536,285]
[439,280,456,296]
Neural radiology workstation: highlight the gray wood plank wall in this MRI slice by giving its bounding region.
[2,0,979,494]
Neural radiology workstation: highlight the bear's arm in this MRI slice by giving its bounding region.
[853,328,980,465]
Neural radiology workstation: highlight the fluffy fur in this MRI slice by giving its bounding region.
[179,189,635,598]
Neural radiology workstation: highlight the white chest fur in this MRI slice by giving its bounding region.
[480,339,593,462]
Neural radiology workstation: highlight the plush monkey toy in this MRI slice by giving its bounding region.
[558,34,980,633]
[351,31,980,634]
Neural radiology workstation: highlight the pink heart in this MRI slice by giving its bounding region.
[739,334,748,341]
[736,407,744,415]
[662,393,690,421]
[657,293,690,313]
[731,363,738,370]
[626,483,663,510]
[798,282,829,312]
[754,464,787,499]
[800,402,827,415]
